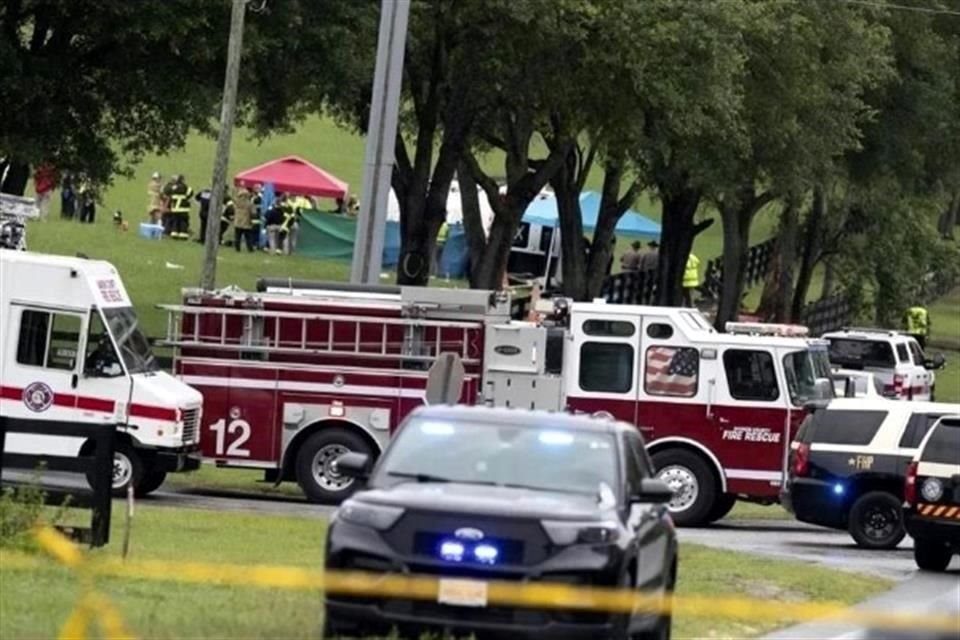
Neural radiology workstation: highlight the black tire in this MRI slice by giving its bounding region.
[85,441,143,497]
[706,494,737,524]
[847,491,906,550]
[914,540,953,572]
[651,449,718,527]
[295,429,373,503]
[135,470,167,497]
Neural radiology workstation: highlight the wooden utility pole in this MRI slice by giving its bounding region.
[201,0,248,290]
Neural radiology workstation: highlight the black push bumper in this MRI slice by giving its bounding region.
[905,511,960,548]
[152,446,201,473]
[781,478,849,530]
[325,598,618,639]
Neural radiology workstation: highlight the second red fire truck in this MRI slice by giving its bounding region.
[161,279,833,525]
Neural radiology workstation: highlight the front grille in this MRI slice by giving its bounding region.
[383,511,552,565]
[413,531,525,565]
[180,407,200,444]
[381,599,549,626]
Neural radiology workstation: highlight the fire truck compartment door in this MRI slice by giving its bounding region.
[207,368,278,463]
[567,312,641,424]
[712,347,790,489]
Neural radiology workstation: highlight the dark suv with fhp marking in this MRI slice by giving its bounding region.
[904,415,960,571]
[782,398,960,549]
[323,405,678,640]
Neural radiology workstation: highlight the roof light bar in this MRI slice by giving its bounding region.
[724,322,810,337]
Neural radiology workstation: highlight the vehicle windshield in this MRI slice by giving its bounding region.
[827,338,895,369]
[373,417,619,499]
[921,419,960,466]
[784,348,834,406]
[102,307,158,374]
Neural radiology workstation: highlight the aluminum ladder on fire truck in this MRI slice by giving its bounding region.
[156,302,483,365]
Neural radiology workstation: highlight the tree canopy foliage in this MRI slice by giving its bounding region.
[4,0,958,320]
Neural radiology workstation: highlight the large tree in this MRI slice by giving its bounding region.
[709,0,892,329]
[0,1,237,191]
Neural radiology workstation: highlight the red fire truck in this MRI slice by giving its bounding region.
[161,279,833,526]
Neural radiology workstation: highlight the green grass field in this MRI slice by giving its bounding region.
[0,504,887,639]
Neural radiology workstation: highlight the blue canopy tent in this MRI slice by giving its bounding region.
[520,191,661,284]
[522,191,661,239]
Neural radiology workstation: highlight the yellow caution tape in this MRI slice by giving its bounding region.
[2,526,955,636]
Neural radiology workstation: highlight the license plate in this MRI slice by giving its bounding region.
[437,578,488,608]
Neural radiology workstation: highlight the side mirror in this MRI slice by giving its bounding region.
[633,478,675,505]
[924,354,946,371]
[333,452,371,479]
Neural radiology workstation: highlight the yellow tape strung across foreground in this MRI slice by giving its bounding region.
[2,526,956,638]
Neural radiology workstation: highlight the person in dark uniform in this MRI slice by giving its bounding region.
[195,187,212,243]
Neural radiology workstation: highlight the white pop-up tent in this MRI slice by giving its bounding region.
[387,180,496,236]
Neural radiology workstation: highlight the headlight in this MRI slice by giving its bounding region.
[541,520,621,545]
[920,478,944,502]
[338,501,404,531]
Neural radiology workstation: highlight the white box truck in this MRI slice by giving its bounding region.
[1,250,202,495]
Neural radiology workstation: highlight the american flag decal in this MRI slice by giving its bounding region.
[646,347,699,396]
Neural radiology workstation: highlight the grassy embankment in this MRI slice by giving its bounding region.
[0,504,888,639]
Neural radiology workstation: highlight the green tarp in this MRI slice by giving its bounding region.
[295,210,356,260]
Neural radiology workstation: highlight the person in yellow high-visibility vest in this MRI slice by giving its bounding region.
[902,306,930,349]
[682,252,701,307]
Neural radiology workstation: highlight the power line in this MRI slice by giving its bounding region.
[835,0,960,17]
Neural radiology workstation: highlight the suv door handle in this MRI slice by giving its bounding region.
[71,373,78,389]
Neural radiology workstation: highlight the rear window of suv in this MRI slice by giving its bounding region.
[805,409,888,446]
[920,420,960,465]
[828,338,896,369]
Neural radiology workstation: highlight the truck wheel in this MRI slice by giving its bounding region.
[651,450,717,527]
[135,470,168,497]
[847,491,905,550]
[706,494,737,524]
[85,442,143,497]
[296,429,373,503]
[913,540,953,572]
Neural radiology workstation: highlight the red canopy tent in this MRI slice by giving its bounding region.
[233,155,348,199]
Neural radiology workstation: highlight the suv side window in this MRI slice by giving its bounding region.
[810,409,888,445]
[723,350,779,401]
[621,434,645,496]
[896,343,909,364]
[899,413,944,449]
[920,420,960,465]
[908,341,924,365]
[625,431,653,478]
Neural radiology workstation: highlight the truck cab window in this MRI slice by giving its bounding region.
[723,349,779,401]
[85,312,124,378]
[579,343,633,393]
[16,309,81,371]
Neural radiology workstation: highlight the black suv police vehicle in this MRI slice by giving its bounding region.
[904,415,960,572]
[782,398,959,549]
[323,405,678,640]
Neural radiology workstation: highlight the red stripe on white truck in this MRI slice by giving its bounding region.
[0,385,176,421]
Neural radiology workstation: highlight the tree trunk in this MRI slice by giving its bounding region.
[939,190,959,239]
[821,256,836,298]
[715,204,751,329]
[458,160,487,287]
[655,186,706,306]
[551,155,587,300]
[775,197,799,321]
[0,159,30,196]
[470,209,521,290]
[792,185,826,320]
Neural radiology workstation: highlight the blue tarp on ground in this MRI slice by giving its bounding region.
[382,220,401,267]
[438,224,468,278]
[522,190,661,239]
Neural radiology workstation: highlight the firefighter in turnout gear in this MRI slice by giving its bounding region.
[902,305,930,349]
[165,175,194,239]
[280,195,302,255]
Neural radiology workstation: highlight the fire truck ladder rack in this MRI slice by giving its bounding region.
[157,304,482,364]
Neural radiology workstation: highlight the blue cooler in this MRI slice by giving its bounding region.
[139,223,164,239]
